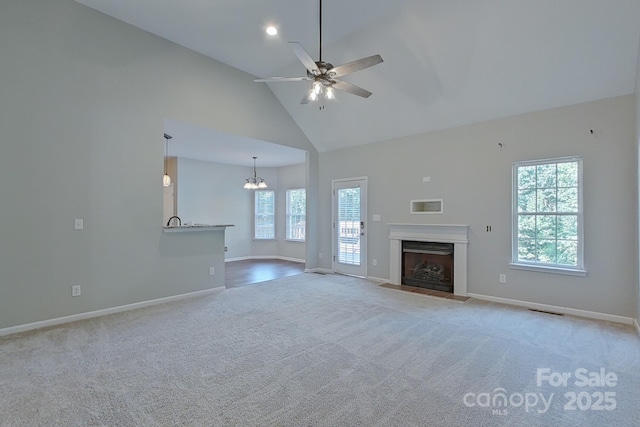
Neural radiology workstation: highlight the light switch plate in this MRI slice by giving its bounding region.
[74,219,84,230]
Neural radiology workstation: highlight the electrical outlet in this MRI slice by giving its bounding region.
[372,259,378,266]
[71,285,81,297]
[499,274,506,284]
[209,267,215,276]
[319,252,323,259]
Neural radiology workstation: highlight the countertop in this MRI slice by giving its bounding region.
[162,224,235,233]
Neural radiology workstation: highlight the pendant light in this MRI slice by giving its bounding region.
[163,133,172,187]
[243,156,267,189]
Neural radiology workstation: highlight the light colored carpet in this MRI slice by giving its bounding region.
[1,273,639,426]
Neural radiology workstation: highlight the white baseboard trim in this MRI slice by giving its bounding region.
[366,276,389,284]
[226,256,305,264]
[0,286,225,338]
[225,256,252,262]
[634,319,640,337]
[467,293,634,325]
[275,256,305,264]
[306,268,333,275]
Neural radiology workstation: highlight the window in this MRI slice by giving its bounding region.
[254,190,275,239]
[286,188,306,241]
[511,157,585,275]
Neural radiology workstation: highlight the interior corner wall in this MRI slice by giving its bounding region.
[319,95,637,318]
[276,163,307,262]
[247,167,281,258]
[176,158,254,260]
[0,0,316,330]
[636,37,640,324]
[305,152,320,271]
[176,159,306,262]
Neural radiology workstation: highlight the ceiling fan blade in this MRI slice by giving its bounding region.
[332,80,373,98]
[328,54,383,78]
[289,42,320,75]
[254,76,310,82]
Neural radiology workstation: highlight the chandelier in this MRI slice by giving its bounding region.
[243,156,267,189]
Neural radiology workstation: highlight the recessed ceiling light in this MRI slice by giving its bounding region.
[266,26,278,36]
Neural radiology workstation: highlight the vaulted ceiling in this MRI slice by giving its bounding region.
[77,0,640,154]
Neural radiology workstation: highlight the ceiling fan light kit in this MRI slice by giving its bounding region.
[254,0,383,104]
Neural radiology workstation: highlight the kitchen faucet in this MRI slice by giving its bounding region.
[166,216,182,227]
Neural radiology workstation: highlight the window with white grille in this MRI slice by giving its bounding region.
[336,187,361,265]
[254,190,275,239]
[511,157,585,275]
[286,188,306,241]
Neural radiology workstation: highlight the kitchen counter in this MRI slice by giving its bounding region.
[163,224,235,233]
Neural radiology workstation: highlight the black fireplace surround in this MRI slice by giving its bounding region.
[401,241,454,293]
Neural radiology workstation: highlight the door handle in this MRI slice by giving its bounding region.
[360,221,365,236]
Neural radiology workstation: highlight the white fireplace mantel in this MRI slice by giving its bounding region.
[389,223,469,296]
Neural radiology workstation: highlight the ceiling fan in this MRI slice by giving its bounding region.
[254,0,383,104]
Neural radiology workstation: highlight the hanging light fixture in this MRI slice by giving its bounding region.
[163,133,172,187]
[324,85,335,100]
[307,80,336,102]
[243,156,267,189]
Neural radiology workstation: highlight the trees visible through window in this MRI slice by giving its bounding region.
[254,190,275,239]
[337,187,361,265]
[286,188,306,241]
[512,157,584,273]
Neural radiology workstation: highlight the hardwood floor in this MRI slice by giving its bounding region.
[225,259,305,288]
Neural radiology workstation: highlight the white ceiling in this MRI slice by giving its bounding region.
[78,0,640,156]
[164,119,306,168]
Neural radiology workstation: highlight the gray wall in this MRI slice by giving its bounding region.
[0,0,316,329]
[1,0,635,330]
[276,163,307,261]
[176,158,254,260]
[305,152,320,272]
[177,158,306,262]
[249,167,281,259]
[636,39,640,324]
[319,95,637,317]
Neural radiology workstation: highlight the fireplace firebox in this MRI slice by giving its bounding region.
[402,241,454,293]
[390,224,468,296]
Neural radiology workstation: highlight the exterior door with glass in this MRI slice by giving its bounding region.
[333,178,367,277]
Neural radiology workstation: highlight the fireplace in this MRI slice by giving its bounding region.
[402,241,454,292]
[389,224,469,296]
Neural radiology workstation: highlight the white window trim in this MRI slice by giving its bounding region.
[285,188,306,242]
[254,189,275,240]
[511,156,586,275]
[509,262,587,276]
